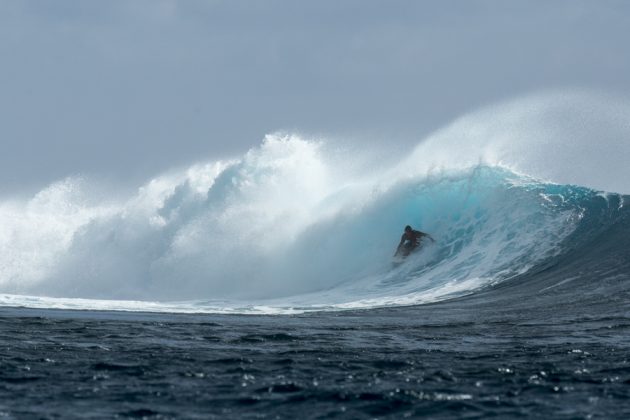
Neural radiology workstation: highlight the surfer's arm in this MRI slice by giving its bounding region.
[417,231,435,243]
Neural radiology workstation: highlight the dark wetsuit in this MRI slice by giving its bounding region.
[397,230,428,257]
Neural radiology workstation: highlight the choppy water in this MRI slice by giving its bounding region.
[2,285,630,418]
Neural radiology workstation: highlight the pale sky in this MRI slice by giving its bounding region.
[1,0,630,194]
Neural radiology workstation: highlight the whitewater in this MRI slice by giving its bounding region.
[0,90,629,314]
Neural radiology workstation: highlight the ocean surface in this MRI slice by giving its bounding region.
[2,110,630,418]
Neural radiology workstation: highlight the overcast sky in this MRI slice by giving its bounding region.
[1,0,630,194]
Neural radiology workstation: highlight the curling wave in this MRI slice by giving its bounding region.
[0,135,612,314]
[1,91,629,314]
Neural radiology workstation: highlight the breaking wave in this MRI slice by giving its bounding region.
[1,90,629,314]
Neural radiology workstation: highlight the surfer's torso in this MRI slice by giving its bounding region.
[401,230,423,248]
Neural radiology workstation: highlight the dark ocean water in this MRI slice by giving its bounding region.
[2,302,630,419]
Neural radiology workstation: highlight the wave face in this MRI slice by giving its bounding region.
[1,91,629,314]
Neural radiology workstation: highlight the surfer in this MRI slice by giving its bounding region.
[394,225,435,257]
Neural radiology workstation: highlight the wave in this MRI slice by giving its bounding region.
[1,91,629,314]
[0,137,612,314]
